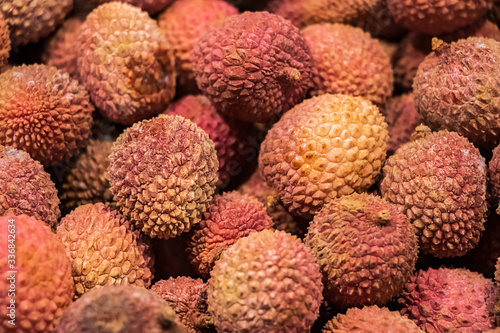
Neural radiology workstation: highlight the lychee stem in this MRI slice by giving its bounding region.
[278,67,301,84]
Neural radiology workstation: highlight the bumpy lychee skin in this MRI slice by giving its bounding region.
[0,215,74,333]
[209,229,323,332]
[387,0,492,35]
[0,64,94,167]
[187,191,274,278]
[302,23,393,107]
[322,305,424,333]
[42,17,84,80]
[0,0,72,46]
[57,203,154,298]
[89,0,174,14]
[414,37,500,150]
[489,143,500,208]
[399,268,497,333]
[259,94,388,219]
[192,11,312,123]
[305,193,418,308]
[164,95,250,188]
[158,0,238,91]
[0,13,10,67]
[60,139,114,213]
[55,285,187,333]
[79,2,176,125]
[109,114,219,239]
[0,146,60,229]
[152,277,212,333]
[380,130,488,257]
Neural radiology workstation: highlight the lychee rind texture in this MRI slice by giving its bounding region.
[187,191,274,278]
[305,193,418,308]
[78,2,176,125]
[109,114,219,239]
[208,229,323,332]
[163,95,250,188]
[414,37,500,150]
[152,277,212,333]
[387,0,492,35]
[55,285,187,333]
[0,215,74,333]
[0,64,94,167]
[60,138,114,213]
[158,0,238,92]
[490,143,500,207]
[322,305,424,333]
[0,13,10,67]
[90,0,174,14]
[57,203,154,298]
[0,146,61,229]
[192,11,313,123]
[399,268,497,333]
[380,130,488,258]
[0,0,73,46]
[259,94,388,219]
[301,23,393,107]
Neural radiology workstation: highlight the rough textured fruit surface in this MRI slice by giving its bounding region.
[152,277,212,333]
[158,0,238,92]
[164,95,250,188]
[302,23,393,107]
[383,93,421,154]
[42,17,84,80]
[0,0,72,46]
[57,203,154,298]
[0,146,60,229]
[399,268,497,333]
[489,143,500,207]
[209,229,323,332]
[55,285,187,333]
[237,169,309,237]
[414,37,500,150]
[0,215,74,332]
[322,305,424,333]
[79,2,175,125]
[381,130,488,258]
[305,193,418,308]
[109,115,219,239]
[187,191,274,278]
[192,11,312,123]
[259,94,388,219]
[0,64,94,167]
[60,139,114,213]
[0,13,10,67]
[387,0,492,35]
[89,0,174,14]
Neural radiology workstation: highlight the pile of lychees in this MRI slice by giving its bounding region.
[1,0,500,332]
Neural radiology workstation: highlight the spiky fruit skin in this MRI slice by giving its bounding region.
[79,2,176,125]
[89,0,174,14]
[259,94,388,219]
[0,215,74,332]
[55,285,187,333]
[164,95,250,188]
[57,203,154,298]
[381,130,488,257]
[158,0,238,92]
[42,18,84,80]
[0,13,10,67]
[387,0,492,35]
[305,193,418,308]
[322,305,424,333]
[187,191,274,278]
[0,146,60,229]
[209,229,323,332]
[109,115,219,239]
[0,0,72,46]
[152,277,212,333]
[399,268,497,333]
[237,169,309,237]
[192,11,312,123]
[383,93,421,154]
[60,139,114,213]
[0,64,94,167]
[414,37,500,150]
[489,143,500,205]
[302,24,393,107]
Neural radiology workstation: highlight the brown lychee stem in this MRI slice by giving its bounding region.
[278,67,301,84]
[410,124,432,142]
[496,204,500,215]
[431,37,444,51]
[371,210,391,226]
[267,195,279,209]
